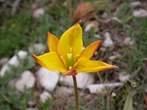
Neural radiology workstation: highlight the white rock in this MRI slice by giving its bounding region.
[0,50,27,76]
[29,43,46,54]
[111,92,116,97]
[100,47,106,52]
[55,86,73,96]
[27,100,36,107]
[103,32,114,48]
[36,67,60,92]
[33,8,44,18]
[87,83,123,93]
[27,100,38,110]
[40,91,52,103]
[59,73,94,89]
[15,71,35,92]
[124,37,135,46]
[109,54,121,60]
[119,73,130,82]
[133,9,147,17]
[130,1,141,8]
[85,21,99,32]
[26,108,38,110]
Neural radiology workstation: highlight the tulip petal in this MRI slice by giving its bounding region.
[80,40,102,59]
[32,52,67,74]
[57,24,83,60]
[48,32,58,51]
[75,57,118,73]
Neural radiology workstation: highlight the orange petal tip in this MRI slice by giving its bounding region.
[32,54,38,61]
[48,32,53,37]
[95,40,102,48]
[111,65,119,69]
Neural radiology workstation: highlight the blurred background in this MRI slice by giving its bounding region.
[0,0,147,110]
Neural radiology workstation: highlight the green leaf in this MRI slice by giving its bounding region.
[123,93,133,110]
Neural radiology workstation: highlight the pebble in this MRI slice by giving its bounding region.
[130,1,141,8]
[26,108,38,110]
[32,7,44,18]
[40,91,52,103]
[119,72,130,82]
[87,83,123,93]
[0,50,27,76]
[85,21,99,32]
[36,67,60,92]
[29,43,46,54]
[124,37,135,46]
[133,9,147,17]
[15,71,35,92]
[55,86,73,97]
[59,73,95,89]
[103,32,114,48]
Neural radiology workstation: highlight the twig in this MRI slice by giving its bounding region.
[11,0,22,15]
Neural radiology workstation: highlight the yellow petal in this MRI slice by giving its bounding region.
[80,40,102,59]
[57,24,83,60]
[32,52,67,74]
[48,32,58,51]
[75,57,118,73]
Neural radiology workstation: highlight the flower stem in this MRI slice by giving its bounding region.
[72,75,80,110]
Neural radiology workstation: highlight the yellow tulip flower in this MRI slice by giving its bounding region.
[33,24,117,76]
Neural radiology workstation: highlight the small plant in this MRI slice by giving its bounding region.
[33,24,117,110]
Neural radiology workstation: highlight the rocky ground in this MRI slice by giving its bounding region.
[0,0,147,110]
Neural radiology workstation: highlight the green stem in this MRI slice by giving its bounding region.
[72,75,80,110]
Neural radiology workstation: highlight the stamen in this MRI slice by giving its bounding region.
[69,66,72,70]
[67,48,74,68]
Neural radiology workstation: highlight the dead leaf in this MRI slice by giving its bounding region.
[72,2,95,23]
[72,0,111,23]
